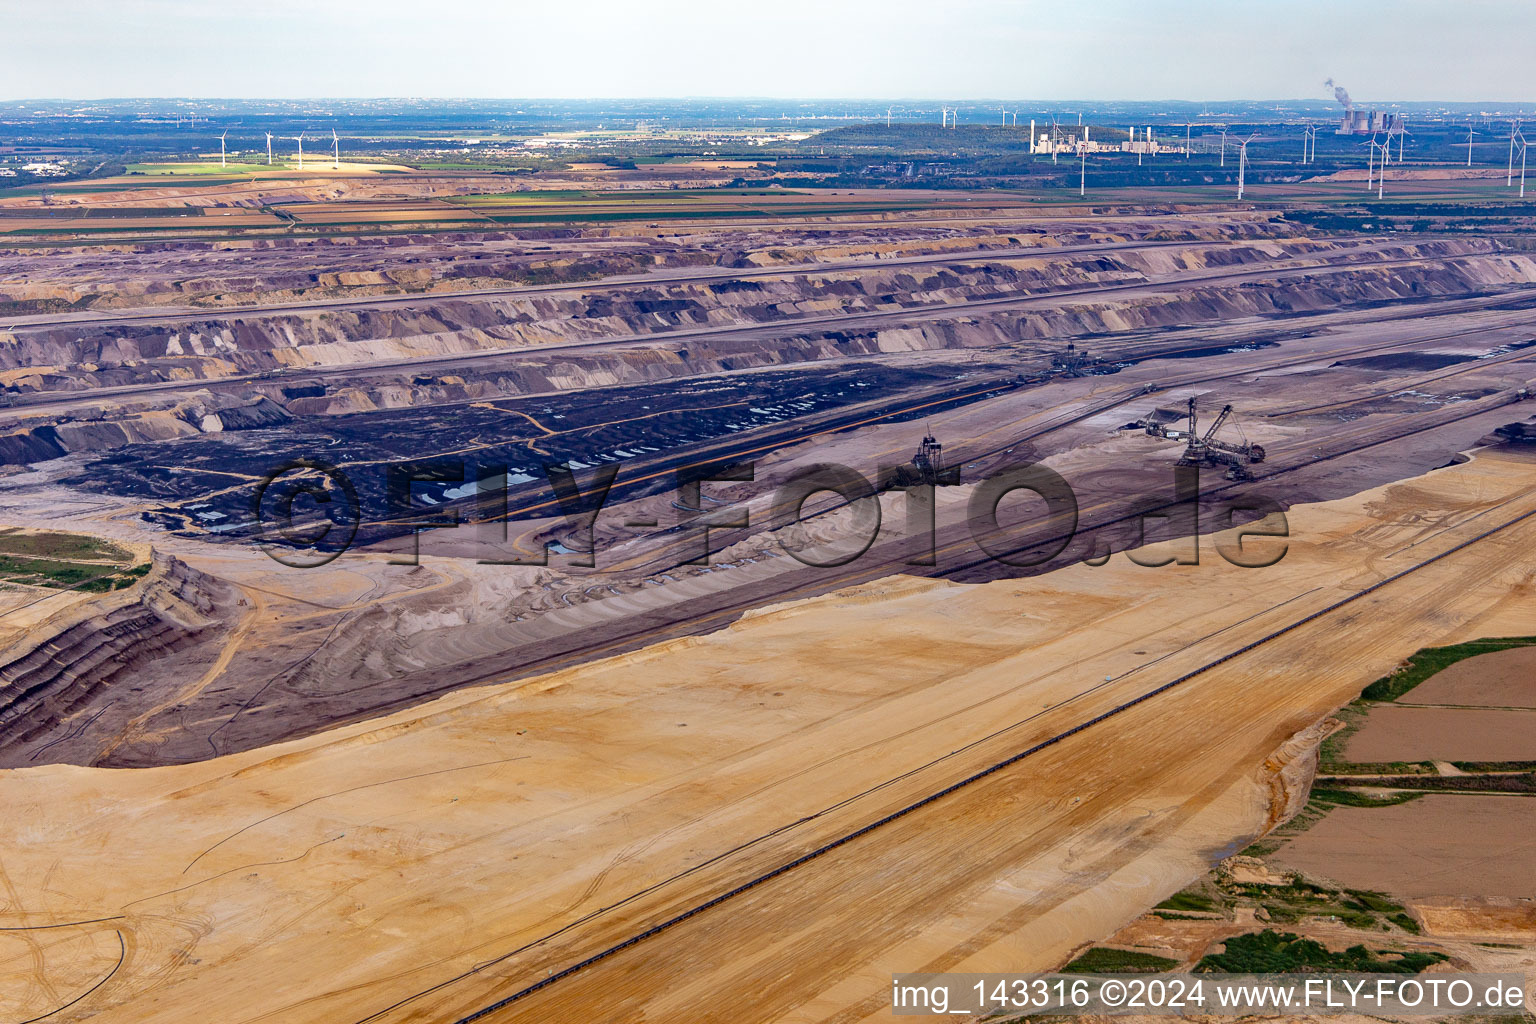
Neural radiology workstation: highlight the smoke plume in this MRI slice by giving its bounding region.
[1324,78,1353,112]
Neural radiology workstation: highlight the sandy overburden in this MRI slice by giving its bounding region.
[1,449,1534,1023]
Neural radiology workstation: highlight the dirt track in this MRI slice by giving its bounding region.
[2,448,1534,1023]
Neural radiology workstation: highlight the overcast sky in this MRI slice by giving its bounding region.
[2,0,1533,102]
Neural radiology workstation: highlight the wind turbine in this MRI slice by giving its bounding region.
[1185,122,1191,159]
[265,131,273,165]
[1397,117,1408,161]
[1079,144,1087,197]
[292,132,305,170]
[1362,136,1388,198]
[331,128,340,169]
[1219,126,1228,167]
[1509,121,1521,186]
[218,130,227,169]
[886,106,892,128]
[1461,125,1479,167]
[1513,126,1529,198]
[1236,134,1256,199]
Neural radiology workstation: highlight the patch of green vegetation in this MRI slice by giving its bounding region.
[1220,876,1419,933]
[0,555,124,589]
[1309,787,1424,808]
[1324,774,1536,794]
[1361,636,1536,702]
[1320,760,1436,776]
[0,530,145,591]
[1346,890,1406,914]
[1062,948,1179,974]
[1451,760,1536,773]
[1196,930,1447,974]
[1389,913,1422,934]
[0,529,132,563]
[0,297,82,315]
[126,161,280,176]
[1154,890,1218,913]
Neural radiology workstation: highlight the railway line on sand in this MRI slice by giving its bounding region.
[346,447,1536,1024]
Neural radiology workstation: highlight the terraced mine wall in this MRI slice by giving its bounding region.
[0,238,1515,399]
[0,551,235,766]
[0,209,1289,311]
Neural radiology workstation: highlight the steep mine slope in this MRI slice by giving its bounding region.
[0,551,236,766]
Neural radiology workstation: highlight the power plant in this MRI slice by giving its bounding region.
[1337,109,1405,135]
[1326,77,1404,135]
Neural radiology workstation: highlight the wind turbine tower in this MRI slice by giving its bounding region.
[218,130,227,169]
[1236,135,1256,200]
[293,133,305,170]
[331,129,340,170]
[1510,121,1520,186]
[1513,127,1529,197]
[1464,125,1479,167]
[265,132,273,165]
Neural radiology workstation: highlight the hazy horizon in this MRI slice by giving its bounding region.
[4,0,1534,103]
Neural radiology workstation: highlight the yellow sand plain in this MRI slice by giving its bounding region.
[2,449,1535,1023]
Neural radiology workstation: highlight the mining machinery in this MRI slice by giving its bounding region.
[888,431,962,488]
[1149,398,1265,480]
[1051,342,1102,377]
